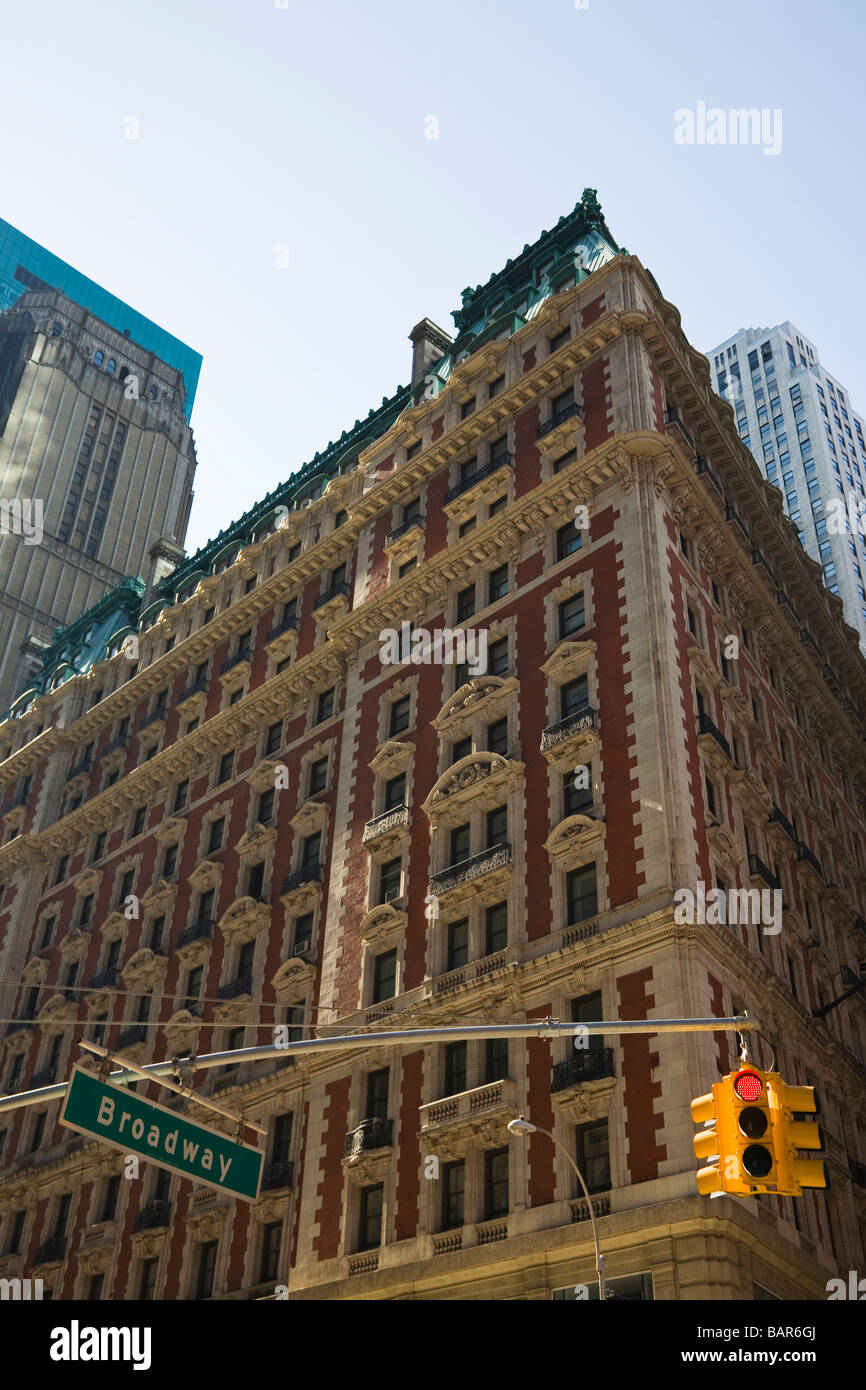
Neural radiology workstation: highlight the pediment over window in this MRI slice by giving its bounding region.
[73,867,102,898]
[247,758,283,794]
[58,926,92,958]
[271,956,315,1000]
[218,897,270,943]
[22,956,49,986]
[368,739,414,777]
[706,822,743,876]
[188,859,223,893]
[96,911,127,943]
[139,879,177,912]
[358,903,407,949]
[290,799,328,836]
[432,677,519,737]
[235,823,277,861]
[422,753,524,824]
[539,639,596,684]
[38,993,77,1027]
[121,948,167,990]
[544,814,605,870]
[154,816,187,848]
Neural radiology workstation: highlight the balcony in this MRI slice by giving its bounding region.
[537,400,582,441]
[540,705,597,757]
[551,1048,615,1093]
[724,503,750,544]
[697,711,732,762]
[220,646,251,676]
[430,843,511,896]
[216,974,252,1001]
[177,918,214,949]
[65,757,92,782]
[751,547,776,585]
[177,675,208,705]
[29,1066,56,1089]
[748,855,780,892]
[133,1199,171,1233]
[344,1118,393,1158]
[362,804,410,849]
[313,579,350,612]
[776,590,798,623]
[33,1236,66,1266]
[281,862,322,896]
[88,966,119,990]
[419,1078,517,1137]
[261,1160,294,1191]
[385,517,424,550]
[264,614,299,646]
[768,805,797,843]
[664,406,694,452]
[445,453,514,505]
[797,841,825,881]
[116,1025,147,1050]
[695,456,723,499]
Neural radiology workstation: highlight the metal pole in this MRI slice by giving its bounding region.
[525,1121,607,1301]
[0,1014,756,1116]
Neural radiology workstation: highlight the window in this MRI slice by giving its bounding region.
[452,736,473,764]
[79,893,94,927]
[55,854,69,886]
[307,756,328,795]
[271,1111,294,1166]
[556,519,583,560]
[487,806,507,848]
[443,1040,467,1096]
[558,592,585,638]
[460,397,476,419]
[488,637,508,676]
[384,773,406,810]
[174,779,189,812]
[447,918,468,972]
[366,1067,390,1121]
[102,1174,121,1222]
[488,495,506,518]
[488,564,509,604]
[265,720,283,756]
[358,1185,384,1251]
[484,1148,509,1218]
[195,1241,218,1299]
[485,1037,509,1082]
[217,752,234,786]
[564,768,593,816]
[185,965,203,1010]
[554,448,577,475]
[487,717,508,755]
[485,902,508,955]
[561,675,589,718]
[259,1222,282,1282]
[162,842,178,878]
[372,949,397,1002]
[293,913,313,953]
[389,696,411,736]
[571,991,603,1051]
[575,1120,611,1193]
[247,861,265,900]
[490,434,510,463]
[40,916,56,950]
[118,869,134,905]
[442,1160,465,1230]
[380,857,402,904]
[457,585,476,622]
[566,865,598,924]
[208,817,225,854]
[450,823,470,863]
[549,327,570,353]
[139,1258,159,1300]
[30,1112,46,1153]
[148,915,165,953]
[458,516,476,538]
[705,776,717,819]
[317,688,335,723]
[132,804,147,837]
[92,831,106,863]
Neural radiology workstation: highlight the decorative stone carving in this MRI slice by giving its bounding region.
[543,814,605,871]
[139,880,177,913]
[218,897,270,944]
[271,956,315,1001]
[251,1194,290,1224]
[432,677,518,739]
[98,911,128,943]
[539,640,596,685]
[246,758,283,795]
[154,816,187,848]
[423,753,524,826]
[72,867,102,898]
[290,799,329,837]
[187,860,223,894]
[368,739,414,778]
[358,903,407,949]
[120,947,168,991]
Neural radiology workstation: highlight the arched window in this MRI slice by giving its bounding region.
[106,359,116,373]
[94,351,104,366]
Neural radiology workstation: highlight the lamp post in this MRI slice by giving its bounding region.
[507,1115,607,1301]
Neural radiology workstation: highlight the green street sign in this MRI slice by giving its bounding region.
[59,1065,263,1202]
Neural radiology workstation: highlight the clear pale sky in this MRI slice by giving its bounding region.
[2,0,863,554]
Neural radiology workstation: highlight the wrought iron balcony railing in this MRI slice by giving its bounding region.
[220,647,251,675]
[445,454,513,504]
[540,705,597,752]
[133,1199,171,1232]
[217,974,253,1001]
[282,862,322,896]
[33,1236,66,1265]
[177,918,214,949]
[724,503,750,543]
[344,1118,393,1158]
[313,579,350,611]
[430,843,511,896]
[551,1048,615,1093]
[261,1160,295,1191]
[768,805,797,843]
[797,841,824,880]
[776,590,797,621]
[748,855,780,891]
[695,456,723,497]
[697,711,731,761]
[800,627,820,658]
[386,517,424,547]
[264,614,299,645]
[362,805,409,844]
[664,406,694,449]
[751,547,776,584]
[116,1025,147,1049]
[537,401,582,440]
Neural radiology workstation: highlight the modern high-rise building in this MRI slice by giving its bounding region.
[707,323,866,654]
[0,288,199,713]
[0,219,201,419]
[0,193,864,1303]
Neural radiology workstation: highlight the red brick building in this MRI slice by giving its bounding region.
[0,190,864,1300]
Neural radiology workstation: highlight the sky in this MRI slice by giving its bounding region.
[2,0,863,555]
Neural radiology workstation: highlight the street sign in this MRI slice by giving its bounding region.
[59,1065,263,1202]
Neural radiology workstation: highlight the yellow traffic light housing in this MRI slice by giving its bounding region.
[771,1078,830,1194]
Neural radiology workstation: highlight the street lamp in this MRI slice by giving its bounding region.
[507,1115,607,1301]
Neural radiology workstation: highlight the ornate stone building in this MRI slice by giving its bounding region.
[0,289,198,712]
[0,190,864,1301]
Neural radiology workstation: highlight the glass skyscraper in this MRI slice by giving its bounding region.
[0,218,201,419]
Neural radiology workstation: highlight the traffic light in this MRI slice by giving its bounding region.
[770,1078,830,1194]
[690,1066,829,1198]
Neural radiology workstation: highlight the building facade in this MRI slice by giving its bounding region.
[0,288,198,713]
[0,219,201,419]
[708,323,866,655]
[0,191,864,1302]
